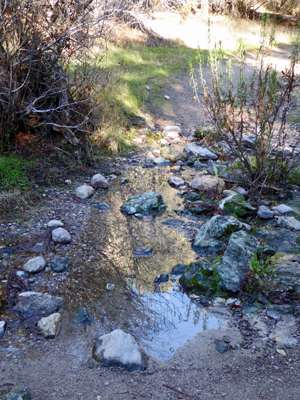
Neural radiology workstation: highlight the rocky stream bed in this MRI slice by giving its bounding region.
[1,128,300,399]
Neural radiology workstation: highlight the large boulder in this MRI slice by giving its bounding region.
[193,215,245,248]
[23,256,46,274]
[216,231,275,293]
[91,173,109,189]
[92,329,149,371]
[120,192,166,216]
[179,260,214,293]
[13,292,63,323]
[218,193,255,217]
[188,175,225,194]
[184,145,218,160]
[254,228,300,253]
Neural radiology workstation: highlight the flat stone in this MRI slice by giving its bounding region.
[153,157,171,166]
[73,307,92,324]
[132,246,153,257]
[189,175,225,194]
[168,176,184,188]
[266,307,281,321]
[272,204,295,214]
[184,145,218,160]
[277,216,300,230]
[236,187,248,197]
[91,202,110,210]
[242,304,260,314]
[37,312,62,338]
[2,389,31,400]
[120,192,166,216]
[47,220,64,228]
[75,184,94,199]
[52,227,71,244]
[91,173,109,189]
[257,205,274,219]
[50,256,69,272]
[92,329,149,371]
[164,125,182,134]
[13,292,63,323]
[0,320,7,338]
[23,256,46,273]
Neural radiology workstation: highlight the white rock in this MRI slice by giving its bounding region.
[52,227,71,244]
[272,204,294,214]
[75,184,94,199]
[159,139,168,145]
[92,329,149,371]
[23,256,46,273]
[257,205,274,219]
[236,187,248,196]
[91,174,109,189]
[164,95,170,100]
[37,312,62,338]
[222,189,236,198]
[184,145,218,160]
[145,152,156,162]
[163,125,182,134]
[65,179,72,184]
[168,176,185,188]
[0,321,7,338]
[47,220,64,228]
[106,283,115,291]
[189,175,225,194]
[277,216,300,230]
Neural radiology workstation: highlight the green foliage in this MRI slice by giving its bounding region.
[190,15,300,191]
[0,156,34,189]
[249,253,274,277]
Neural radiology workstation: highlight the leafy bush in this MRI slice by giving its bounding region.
[190,14,300,192]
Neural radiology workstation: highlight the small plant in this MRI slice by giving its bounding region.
[249,253,273,277]
[190,14,300,193]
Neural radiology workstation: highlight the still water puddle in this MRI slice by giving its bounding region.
[60,167,229,361]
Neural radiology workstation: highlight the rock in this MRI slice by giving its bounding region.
[153,157,171,166]
[132,247,153,257]
[257,205,274,219]
[168,176,184,188]
[170,264,188,275]
[145,151,156,162]
[242,304,260,313]
[216,231,273,293]
[271,253,300,295]
[13,292,63,323]
[120,192,166,216]
[50,256,69,272]
[215,341,229,353]
[52,227,71,244]
[75,184,94,199]
[254,228,300,253]
[277,348,287,356]
[120,178,130,185]
[154,273,169,284]
[184,145,218,160]
[163,125,182,135]
[266,307,281,321]
[91,173,109,189]
[193,160,207,170]
[187,155,197,165]
[73,307,92,324]
[170,165,181,172]
[30,242,46,253]
[164,95,170,100]
[218,193,255,217]
[193,238,223,254]
[2,389,31,400]
[106,283,115,290]
[0,320,7,338]
[188,175,225,194]
[23,256,46,274]
[141,163,154,169]
[222,189,236,197]
[159,139,168,145]
[37,312,62,338]
[91,202,110,210]
[241,134,255,147]
[92,329,149,371]
[193,215,245,248]
[180,260,214,293]
[271,204,294,214]
[236,187,248,197]
[161,146,172,160]
[47,220,64,228]
[277,216,300,230]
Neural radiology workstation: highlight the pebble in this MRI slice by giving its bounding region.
[47,220,64,228]
[52,228,71,244]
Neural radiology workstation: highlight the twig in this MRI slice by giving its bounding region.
[163,384,193,399]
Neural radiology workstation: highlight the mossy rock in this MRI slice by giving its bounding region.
[218,193,255,217]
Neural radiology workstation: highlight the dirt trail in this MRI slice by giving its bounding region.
[1,13,300,400]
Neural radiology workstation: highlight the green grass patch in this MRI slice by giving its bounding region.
[0,156,37,190]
